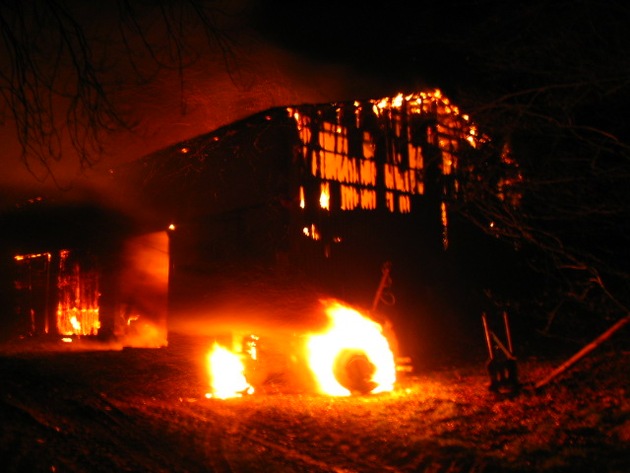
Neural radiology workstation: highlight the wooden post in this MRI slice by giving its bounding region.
[371,261,392,313]
[503,311,513,354]
[534,313,630,390]
[482,313,494,360]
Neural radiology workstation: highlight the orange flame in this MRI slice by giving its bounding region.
[306,301,396,396]
[206,343,254,399]
[204,302,398,398]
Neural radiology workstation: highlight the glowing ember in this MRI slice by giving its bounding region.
[319,182,330,210]
[306,301,396,396]
[206,343,254,399]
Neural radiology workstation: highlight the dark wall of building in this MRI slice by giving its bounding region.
[115,109,297,229]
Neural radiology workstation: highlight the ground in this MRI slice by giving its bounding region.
[0,333,628,473]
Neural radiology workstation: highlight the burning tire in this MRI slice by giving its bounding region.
[332,349,377,394]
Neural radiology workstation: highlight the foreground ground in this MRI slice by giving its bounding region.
[0,333,628,473]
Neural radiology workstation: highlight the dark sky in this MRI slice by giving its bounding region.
[247,1,475,94]
[247,0,630,107]
[248,2,460,92]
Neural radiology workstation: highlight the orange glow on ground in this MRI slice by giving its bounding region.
[305,301,396,396]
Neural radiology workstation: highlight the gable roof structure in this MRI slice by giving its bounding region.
[111,89,519,249]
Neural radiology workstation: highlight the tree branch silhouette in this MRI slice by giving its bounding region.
[0,0,237,183]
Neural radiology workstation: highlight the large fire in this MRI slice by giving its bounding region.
[205,301,397,399]
[206,343,254,399]
[306,301,396,396]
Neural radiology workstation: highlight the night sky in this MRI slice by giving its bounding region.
[248,1,477,95]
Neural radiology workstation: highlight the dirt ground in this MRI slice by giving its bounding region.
[0,332,628,473]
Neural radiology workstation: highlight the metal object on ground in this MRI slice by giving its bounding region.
[482,311,520,394]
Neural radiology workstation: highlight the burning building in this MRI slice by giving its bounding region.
[0,202,169,348]
[108,90,519,354]
[0,89,519,359]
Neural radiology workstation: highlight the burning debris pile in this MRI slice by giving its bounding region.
[206,299,399,399]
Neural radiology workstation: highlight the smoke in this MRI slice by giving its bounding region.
[0,13,397,215]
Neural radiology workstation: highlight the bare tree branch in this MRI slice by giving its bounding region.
[0,0,237,183]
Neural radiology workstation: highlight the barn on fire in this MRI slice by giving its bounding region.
[0,201,169,347]
[0,90,520,354]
